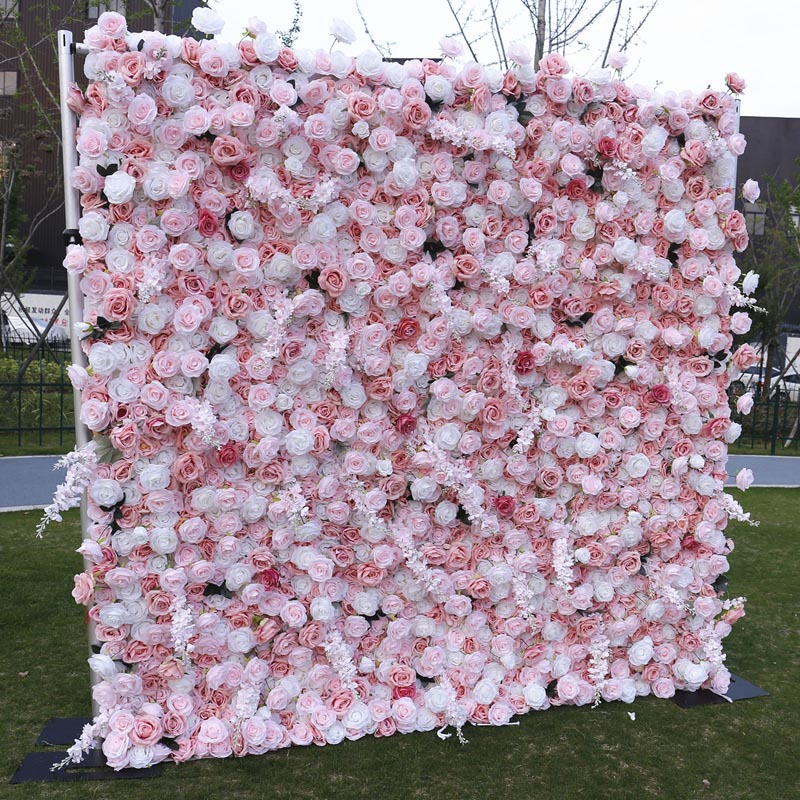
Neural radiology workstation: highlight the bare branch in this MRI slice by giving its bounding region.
[601,0,623,67]
[446,0,480,62]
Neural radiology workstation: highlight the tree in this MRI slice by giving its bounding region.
[738,169,800,399]
[364,0,660,68]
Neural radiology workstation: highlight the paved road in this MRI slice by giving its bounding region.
[0,453,797,512]
[0,455,63,511]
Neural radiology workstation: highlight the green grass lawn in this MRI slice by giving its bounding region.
[0,489,798,800]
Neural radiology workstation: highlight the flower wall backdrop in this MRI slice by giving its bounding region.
[58,9,758,769]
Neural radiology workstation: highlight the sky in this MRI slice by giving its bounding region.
[209,0,799,118]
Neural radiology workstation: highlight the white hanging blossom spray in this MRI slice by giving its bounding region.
[37,441,98,537]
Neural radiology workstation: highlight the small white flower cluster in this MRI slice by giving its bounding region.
[276,479,310,525]
[171,593,195,664]
[322,629,360,693]
[500,333,526,410]
[38,441,99,536]
[231,679,261,723]
[347,478,446,602]
[51,710,110,772]
[512,411,542,456]
[138,254,166,303]
[435,672,469,745]
[185,397,220,447]
[421,433,500,536]
[719,491,759,527]
[427,269,460,339]
[588,633,611,707]
[508,556,539,621]
[482,255,511,296]
[323,326,351,388]
[722,595,747,611]
[429,118,516,160]
[552,536,575,592]
[261,296,295,360]
[699,625,726,667]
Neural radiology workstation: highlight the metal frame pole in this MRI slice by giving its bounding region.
[58,29,99,717]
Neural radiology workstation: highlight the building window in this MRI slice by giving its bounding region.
[0,0,19,20]
[87,0,125,19]
[0,71,17,96]
[744,201,765,236]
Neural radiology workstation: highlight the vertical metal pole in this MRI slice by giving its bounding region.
[58,29,100,716]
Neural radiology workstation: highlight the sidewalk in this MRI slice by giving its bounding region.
[0,454,798,513]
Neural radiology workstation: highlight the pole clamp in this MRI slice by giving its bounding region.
[63,228,82,246]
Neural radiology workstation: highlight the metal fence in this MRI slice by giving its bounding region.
[732,394,800,454]
[0,353,75,452]
[1,345,799,456]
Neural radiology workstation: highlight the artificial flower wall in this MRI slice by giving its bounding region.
[59,9,757,769]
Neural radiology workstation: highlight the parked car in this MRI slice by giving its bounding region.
[730,365,800,400]
[1,311,69,349]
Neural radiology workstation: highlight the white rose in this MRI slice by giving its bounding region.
[523,682,548,709]
[104,171,136,204]
[106,248,134,273]
[329,18,356,44]
[575,432,600,459]
[225,564,254,591]
[410,476,440,502]
[593,583,615,602]
[228,210,256,240]
[241,496,267,523]
[208,317,238,344]
[625,454,651,479]
[78,211,109,242]
[356,50,384,79]
[340,383,367,408]
[98,603,128,628]
[613,236,638,264]
[142,167,170,200]
[434,422,462,451]
[310,597,336,622]
[628,636,654,667]
[571,216,596,241]
[663,209,687,242]
[87,343,121,375]
[149,527,178,554]
[424,686,450,713]
[434,500,458,526]
[192,6,225,35]
[253,32,280,63]
[392,158,419,189]
[284,429,314,456]
[138,464,170,492]
[228,627,256,653]
[424,74,454,104]
[208,353,239,381]
[161,75,195,109]
[88,654,119,679]
[353,591,380,616]
[601,332,628,358]
[641,125,668,157]
[473,679,498,705]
